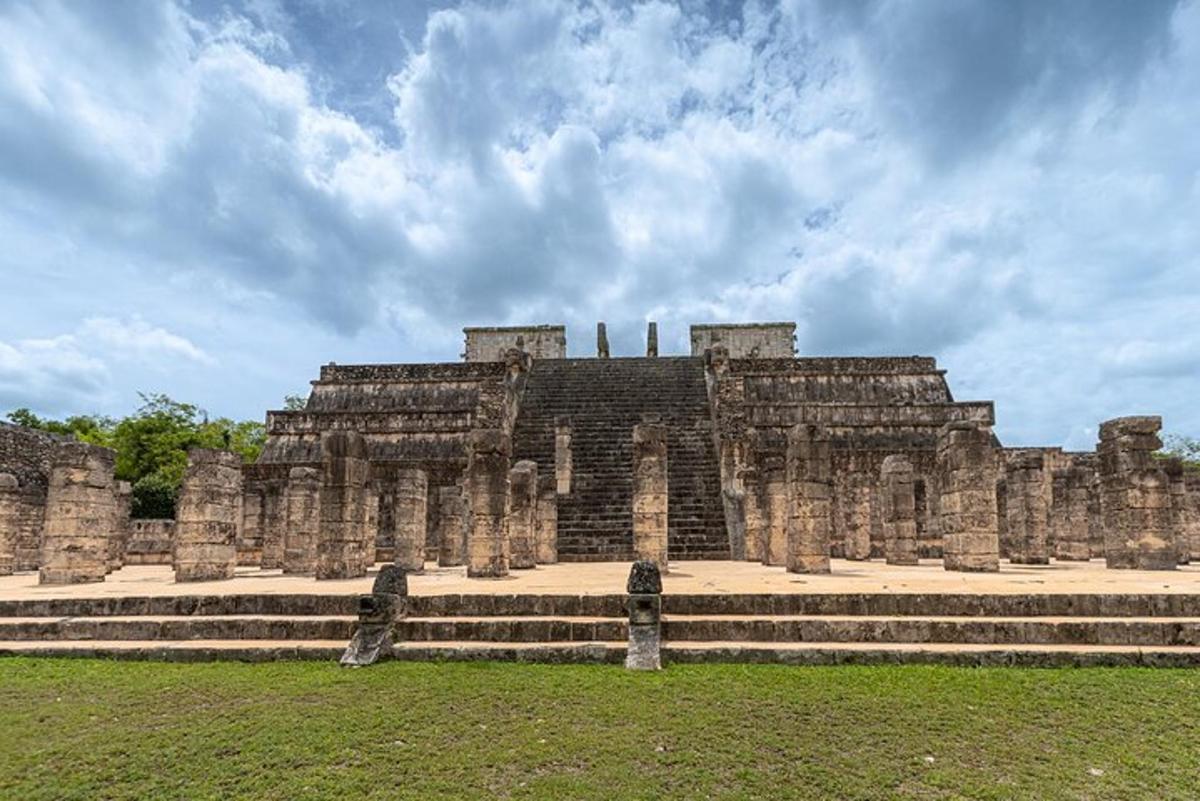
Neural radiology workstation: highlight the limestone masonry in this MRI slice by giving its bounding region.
[1,321,1197,585]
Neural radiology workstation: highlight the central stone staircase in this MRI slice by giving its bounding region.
[3,590,1199,666]
[511,357,728,561]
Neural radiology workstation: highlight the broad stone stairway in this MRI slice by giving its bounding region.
[511,357,728,561]
[3,587,1200,666]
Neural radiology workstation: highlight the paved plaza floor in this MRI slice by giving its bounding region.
[3,558,1200,601]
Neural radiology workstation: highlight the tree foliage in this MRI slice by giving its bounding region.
[5,394,265,518]
[1161,433,1200,472]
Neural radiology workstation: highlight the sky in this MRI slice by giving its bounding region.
[0,0,1197,450]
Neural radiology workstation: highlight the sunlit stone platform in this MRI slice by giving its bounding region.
[3,560,1200,667]
[2,559,1200,601]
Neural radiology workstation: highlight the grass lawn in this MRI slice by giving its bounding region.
[1,658,1198,800]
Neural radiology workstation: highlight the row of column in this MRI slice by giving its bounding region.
[736,415,1199,574]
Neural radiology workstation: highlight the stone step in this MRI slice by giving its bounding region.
[9,614,1200,647]
[2,639,1198,667]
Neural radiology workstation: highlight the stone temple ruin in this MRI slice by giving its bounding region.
[1,321,1199,585]
[1,322,1199,667]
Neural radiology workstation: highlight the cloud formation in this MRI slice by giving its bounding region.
[0,0,1197,449]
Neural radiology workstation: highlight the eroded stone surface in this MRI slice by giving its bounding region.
[881,455,918,566]
[173,449,242,583]
[316,432,372,580]
[937,422,1000,573]
[393,468,428,573]
[1098,416,1176,571]
[283,467,321,575]
[1006,453,1049,565]
[507,460,538,569]
[437,485,468,567]
[39,442,116,585]
[466,429,511,578]
[785,424,832,574]
[632,423,669,570]
[535,475,558,564]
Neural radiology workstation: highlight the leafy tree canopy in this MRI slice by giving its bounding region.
[1161,433,1200,472]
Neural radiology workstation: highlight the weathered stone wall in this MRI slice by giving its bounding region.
[785,424,832,574]
[880,455,917,565]
[124,519,174,564]
[937,422,1000,572]
[1163,458,1189,565]
[842,472,874,561]
[1185,473,1200,563]
[316,431,373,579]
[466,429,511,578]
[173,449,243,582]
[0,473,18,575]
[39,442,117,585]
[535,475,558,564]
[632,423,669,570]
[463,325,566,361]
[709,356,994,562]
[507,460,538,569]
[760,451,788,566]
[1097,417,1176,570]
[1005,452,1049,565]
[739,455,766,562]
[690,323,796,358]
[393,468,428,572]
[554,417,572,494]
[0,423,69,571]
[1,479,46,572]
[283,467,321,574]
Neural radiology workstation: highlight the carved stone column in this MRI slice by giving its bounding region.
[173,449,243,583]
[393,468,428,573]
[507,460,538,569]
[259,481,286,570]
[437,485,468,567]
[466,429,511,578]
[760,450,788,566]
[785,424,832,574]
[316,431,372,580]
[937,422,1000,572]
[106,480,132,573]
[554,417,572,495]
[1006,452,1049,565]
[340,565,407,668]
[632,422,669,571]
[646,321,658,357]
[38,443,116,585]
[843,473,873,561]
[1163,458,1189,565]
[283,466,321,574]
[597,322,610,358]
[740,460,766,562]
[881,455,918,566]
[1098,416,1176,570]
[535,474,558,564]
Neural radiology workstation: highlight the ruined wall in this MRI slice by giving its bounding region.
[0,423,68,569]
[125,519,175,564]
[690,323,796,358]
[708,356,995,560]
[463,325,566,361]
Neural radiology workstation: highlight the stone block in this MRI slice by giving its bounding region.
[173,449,243,583]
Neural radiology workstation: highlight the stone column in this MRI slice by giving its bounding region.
[106,480,132,573]
[597,322,610,358]
[1052,466,1092,561]
[1186,474,1200,563]
[1097,416,1175,570]
[507,460,538,569]
[646,321,658,357]
[392,468,428,573]
[173,449,242,583]
[555,417,572,494]
[316,431,372,580]
[466,429,511,578]
[239,485,264,566]
[760,451,788,566]
[38,442,116,585]
[785,424,832,574]
[259,481,286,570]
[881,455,918,566]
[937,422,1000,572]
[1006,453,1049,564]
[625,560,663,671]
[437,485,467,567]
[632,423,669,570]
[740,461,766,562]
[282,467,321,574]
[0,473,18,576]
[535,474,558,564]
[843,473,873,561]
[1163,458,1189,565]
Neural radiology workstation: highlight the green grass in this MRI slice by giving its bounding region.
[1,659,1198,800]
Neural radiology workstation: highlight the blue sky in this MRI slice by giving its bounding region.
[0,0,1197,450]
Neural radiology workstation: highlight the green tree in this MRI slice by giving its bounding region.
[1161,434,1200,471]
[283,394,308,411]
